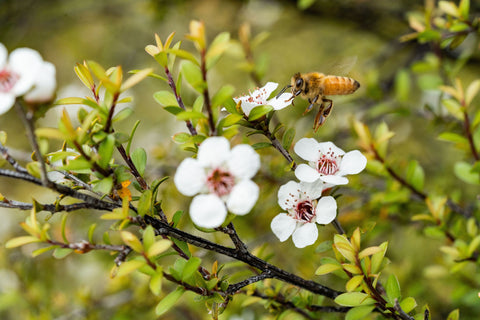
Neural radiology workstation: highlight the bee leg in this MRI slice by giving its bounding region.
[303,96,319,115]
[313,99,334,132]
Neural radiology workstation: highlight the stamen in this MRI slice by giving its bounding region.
[0,69,19,93]
[206,168,235,197]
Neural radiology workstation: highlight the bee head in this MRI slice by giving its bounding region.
[291,73,304,96]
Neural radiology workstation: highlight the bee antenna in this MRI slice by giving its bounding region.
[275,85,292,99]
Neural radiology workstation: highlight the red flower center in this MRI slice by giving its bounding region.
[0,68,19,93]
[207,167,235,197]
[294,200,315,223]
[316,148,340,176]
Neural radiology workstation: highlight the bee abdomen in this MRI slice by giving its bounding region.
[323,76,360,96]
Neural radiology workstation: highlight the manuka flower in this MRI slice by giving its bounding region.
[174,136,260,228]
[294,138,367,186]
[270,180,337,248]
[0,43,56,115]
[233,82,292,117]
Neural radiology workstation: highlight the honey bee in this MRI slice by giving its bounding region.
[277,72,360,131]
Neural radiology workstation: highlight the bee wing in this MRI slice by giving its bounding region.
[325,56,357,76]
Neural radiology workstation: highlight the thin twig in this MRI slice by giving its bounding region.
[200,48,216,136]
[0,142,29,174]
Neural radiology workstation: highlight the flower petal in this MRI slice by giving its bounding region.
[227,144,260,179]
[294,138,320,161]
[316,196,337,224]
[237,100,256,116]
[0,43,7,68]
[174,158,206,196]
[9,48,43,96]
[271,213,296,242]
[277,180,300,210]
[226,179,259,215]
[292,223,318,248]
[318,141,345,156]
[24,62,56,103]
[337,150,367,175]
[319,174,349,185]
[189,194,227,228]
[267,92,293,110]
[197,136,230,168]
[0,92,15,115]
[295,163,320,183]
[261,82,279,96]
[299,180,324,200]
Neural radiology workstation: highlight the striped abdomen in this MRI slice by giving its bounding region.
[322,76,360,96]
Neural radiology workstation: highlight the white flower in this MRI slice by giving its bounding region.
[233,82,293,117]
[294,138,367,186]
[174,136,260,228]
[0,43,56,115]
[270,180,337,248]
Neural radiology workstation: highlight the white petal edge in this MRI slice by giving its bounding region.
[0,43,7,67]
[316,196,337,224]
[295,163,320,183]
[0,92,15,115]
[189,194,227,228]
[337,150,367,175]
[9,48,43,96]
[197,136,230,168]
[271,213,296,242]
[24,62,56,103]
[227,144,260,180]
[226,179,259,215]
[317,141,345,156]
[299,180,324,200]
[268,92,293,110]
[277,180,300,211]
[174,158,206,196]
[294,138,320,161]
[320,174,349,185]
[292,223,318,248]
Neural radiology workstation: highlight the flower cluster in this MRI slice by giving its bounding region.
[0,43,56,115]
[233,82,292,116]
[271,138,367,248]
[174,137,260,228]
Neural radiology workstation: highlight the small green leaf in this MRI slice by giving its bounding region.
[454,161,480,185]
[5,236,40,248]
[112,107,134,123]
[150,270,163,296]
[298,0,316,10]
[282,127,295,151]
[153,91,179,107]
[439,1,460,17]
[176,110,207,121]
[212,85,235,109]
[251,142,272,150]
[53,248,73,259]
[459,0,470,20]
[138,189,153,217]
[248,105,273,121]
[385,274,401,304]
[121,231,144,253]
[406,160,425,191]
[394,69,410,102]
[345,305,375,320]
[399,296,417,313]
[346,275,364,292]
[173,132,193,144]
[465,79,480,106]
[447,308,460,320]
[222,113,243,127]
[155,287,186,316]
[121,68,152,91]
[442,99,464,120]
[92,176,114,194]
[98,134,115,168]
[31,246,57,257]
[206,32,231,69]
[147,239,172,258]
[116,259,147,277]
[181,257,202,282]
[334,292,376,307]
[131,147,147,177]
[143,226,155,251]
[181,60,205,93]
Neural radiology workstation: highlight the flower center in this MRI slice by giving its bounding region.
[0,68,19,93]
[294,200,316,223]
[316,148,341,176]
[206,167,235,197]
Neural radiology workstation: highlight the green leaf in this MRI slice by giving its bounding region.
[155,287,186,316]
[181,257,202,282]
[147,239,172,258]
[447,308,460,320]
[282,128,295,151]
[181,60,205,93]
[168,49,199,66]
[143,225,155,252]
[399,297,417,313]
[251,142,272,150]
[5,236,40,248]
[121,68,152,91]
[298,0,316,10]
[465,79,480,106]
[53,248,73,259]
[438,132,469,146]
[92,176,113,194]
[454,161,480,185]
[385,274,401,304]
[153,91,179,107]
[176,110,207,121]
[346,275,364,292]
[35,127,65,140]
[394,69,410,102]
[121,231,144,253]
[345,305,375,320]
[59,158,92,171]
[439,1,460,17]
[116,259,147,277]
[131,147,147,177]
[222,113,243,127]
[406,160,425,191]
[26,162,41,179]
[442,99,464,120]
[334,292,376,307]
[206,32,231,69]
[112,107,133,123]
[212,85,235,109]
[459,0,470,20]
[138,189,153,217]
[248,105,273,121]
[98,134,115,168]
[31,246,57,257]
[150,270,163,296]
[0,131,6,145]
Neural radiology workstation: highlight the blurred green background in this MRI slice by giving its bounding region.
[1,0,480,319]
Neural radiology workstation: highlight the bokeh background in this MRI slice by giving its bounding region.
[1,0,480,319]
